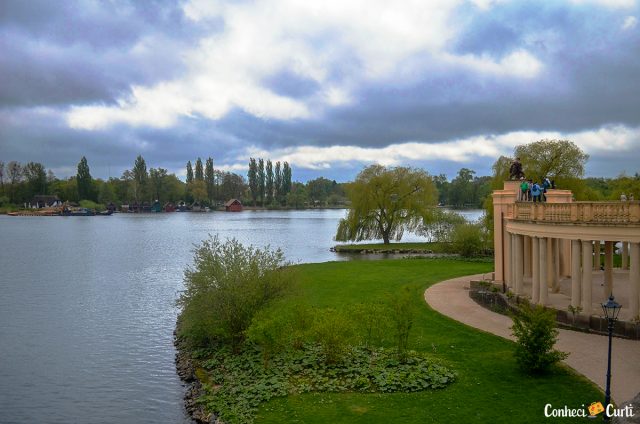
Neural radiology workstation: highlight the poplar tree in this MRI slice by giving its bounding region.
[266,160,274,205]
[205,157,215,203]
[258,158,265,206]
[248,158,258,206]
[195,157,204,181]
[76,156,93,201]
[186,161,194,184]
[133,155,149,202]
[274,161,282,203]
[283,162,292,195]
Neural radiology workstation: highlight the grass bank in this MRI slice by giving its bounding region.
[254,259,601,424]
[332,242,450,253]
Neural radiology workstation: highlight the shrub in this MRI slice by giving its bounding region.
[511,303,568,374]
[349,302,392,348]
[451,222,486,257]
[246,300,314,367]
[79,199,105,211]
[178,236,295,351]
[388,288,415,361]
[311,308,356,363]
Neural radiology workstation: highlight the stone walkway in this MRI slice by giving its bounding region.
[424,274,640,403]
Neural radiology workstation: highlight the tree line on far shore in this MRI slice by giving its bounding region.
[2,139,639,215]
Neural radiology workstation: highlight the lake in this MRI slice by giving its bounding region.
[0,209,482,424]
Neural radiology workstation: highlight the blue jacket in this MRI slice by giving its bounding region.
[531,184,541,196]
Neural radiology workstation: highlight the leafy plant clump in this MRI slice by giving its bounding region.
[511,303,568,374]
[196,345,455,424]
[177,236,295,351]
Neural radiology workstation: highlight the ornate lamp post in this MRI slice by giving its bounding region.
[601,295,621,421]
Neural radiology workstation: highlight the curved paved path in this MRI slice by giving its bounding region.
[425,274,640,403]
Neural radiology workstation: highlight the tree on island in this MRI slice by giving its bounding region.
[205,157,214,203]
[133,155,149,202]
[248,158,258,206]
[266,160,274,205]
[195,157,204,182]
[258,159,265,206]
[76,156,93,201]
[335,165,438,245]
[186,161,194,184]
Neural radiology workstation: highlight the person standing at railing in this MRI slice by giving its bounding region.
[542,177,551,202]
[520,178,530,201]
[531,181,542,203]
[621,193,627,201]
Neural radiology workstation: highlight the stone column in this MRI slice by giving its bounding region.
[552,238,560,293]
[604,241,614,298]
[630,242,640,320]
[547,238,554,289]
[515,234,524,295]
[571,240,581,308]
[539,237,548,306]
[532,237,540,304]
[582,240,593,315]
[622,242,629,270]
[511,234,517,290]
[524,236,532,278]
[504,230,512,288]
[593,240,601,270]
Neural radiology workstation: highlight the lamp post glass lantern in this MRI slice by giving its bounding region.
[601,295,621,422]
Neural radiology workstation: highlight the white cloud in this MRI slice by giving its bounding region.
[216,125,640,171]
[622,15,638,29]
[569,0,637,8]
[66,0,545,130]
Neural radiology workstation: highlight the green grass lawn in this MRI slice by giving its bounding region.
[255,259,602,424]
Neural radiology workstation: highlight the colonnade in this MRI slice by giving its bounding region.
[506,233,640,319]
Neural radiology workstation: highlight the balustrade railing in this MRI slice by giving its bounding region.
[512,201,640,224]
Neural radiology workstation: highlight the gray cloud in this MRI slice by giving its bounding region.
[1,1,640,182]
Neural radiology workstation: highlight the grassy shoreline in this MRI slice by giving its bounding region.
[332,242,451,253]
[179,259,601,423]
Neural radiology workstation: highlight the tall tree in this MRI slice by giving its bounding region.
[7,161,22,203]
[335,165,438,244]
[248,158,258,206]
[23,162,48,199]
[274,161,282,202]
[195,157,204,181]
[448,168,475,208]
[515,139,589,181]
[205,157,215,204]
[186,161,194,184]
[257,158,265,205]
[0,161,5,195]
[282,162,292,196]
[149,168,168,201]
[76,156,93,201]
[265,160,274,205]
[133,155,149,202]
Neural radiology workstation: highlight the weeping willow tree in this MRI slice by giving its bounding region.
[335,165,438,244]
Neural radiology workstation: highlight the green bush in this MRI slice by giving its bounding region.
[246,300,314,367]
[388,288,415,361]
[79,199,105,211]
[349,302,392,348]
[451,222,486,257]
[178,236,295,351]
[311,308,356,363]
[511,303,568,374]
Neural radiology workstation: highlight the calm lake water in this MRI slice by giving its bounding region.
[0,209,482,424]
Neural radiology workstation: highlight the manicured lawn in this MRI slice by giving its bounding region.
[255,259,602,424]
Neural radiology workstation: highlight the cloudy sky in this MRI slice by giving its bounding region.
[1,0,639,182]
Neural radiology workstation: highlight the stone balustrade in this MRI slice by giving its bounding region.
[512,201,640,225]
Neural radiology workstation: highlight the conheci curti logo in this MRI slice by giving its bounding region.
[544,402,634,419]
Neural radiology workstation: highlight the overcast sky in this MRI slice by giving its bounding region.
[1,0,639,182]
